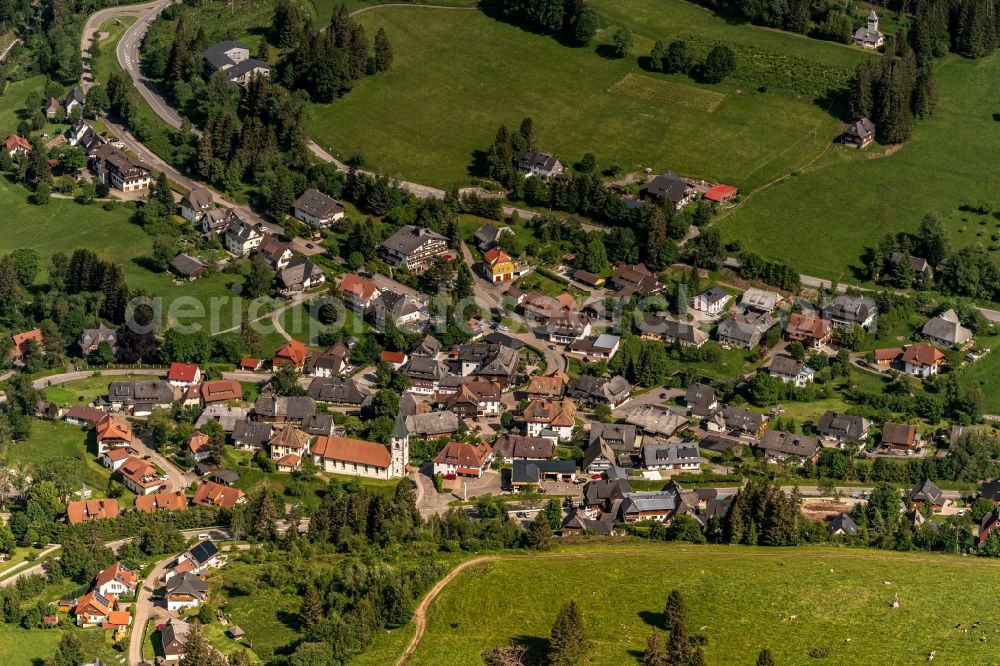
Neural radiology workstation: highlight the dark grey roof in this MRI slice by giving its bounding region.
[910,479,943,505]
[160,619,190,656]
[561,508,614,535]
[226,57,269,81]
[231,421,272,446]
[982,479,1000,502]
[822,295,877,325]
[921,309,972,347]
[410,335,442,357]
[588,423,637,451]
[307,377,370,405]
[77,324,117,350]
[843,118,875,141]
[473,223,510,248]
[512,458,576,483]
[515,148,561,172]
[768,355,804,377]
[401,356,449,381]
[699,286,729,304]
[301,413,336,436]
[568,374,633,404]
[381,225,447,255]
[107,380,175,406]
[278,256,324,290]
[293,188,344,220]
[817,411,870,441]
[718,406,765,434]
[829,512,858,536]
[210,469,240,485]
[165,572,208,598]
[66,87,85,106]
[187,539,219,566]
[699,433,743,453]
[253,396,316,420]
[647,171,689,203]
[583,477,632,506]
[757,430,820,458]
[685,383,717,414]
[481,332,525,350]
[181,187,212,211]
[202,40,249,70]
[641,443,700,468]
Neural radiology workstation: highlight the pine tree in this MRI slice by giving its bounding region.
[663,589,686,634]
[524,512,552,551]
[848,62,874,120]
[240,308,261,356]
[180,621,214,666]
[549,600,587,666]
[374,27,393,72]
[665,615,693,665]
[756,648,777,666]
[518,116,537,150]
[486,125,514,186]
[348,24,369,79]
[299,586,323,629]
[167,14,192,84]
[644,630,667,666]
[253,491,278,540]
[645,206,670,271]
[649,41,666,71]
[154,171,173,210]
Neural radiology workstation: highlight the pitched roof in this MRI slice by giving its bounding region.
[94,562,137,591]
[404,410,461,436]
[525,375,565,396]
[200,379,242,403]
[523,398,577,426]
[165,572,208,599]
[901,343,943,367]
[134,490,187,513]
[588,422,637,450]
[922,309,973,347]
[910,479,943,505]
[11,328,42,356]
[492,434,556,459]
[647,171,689,203]
[757,430,820,458]
[192,481,245,508]
[4,135,31,152]
[274,339,310,366]
[308,377,371,405]
[96,414,132,442]
[269,426,310,451]
[829,512,858,536]
[339,273,379,301]
[817,411,870,441]
[703,184,738,202]
[881,422,916,447]
[167,362,200,383]
[515,148,561,172]
[310,435,391,468]
[624,404,689,437]
[433,441,492,469]
[170,253,207,277]
[181,186,213,211]
[188,431,211,454]
[66,499,120,524]
[641,442,700,468]
[381,225,448,256]
[293,188,344,219]
[785,313,831,340]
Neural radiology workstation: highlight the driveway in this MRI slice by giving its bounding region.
[128,551,174,665]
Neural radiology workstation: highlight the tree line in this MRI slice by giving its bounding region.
[497,0,598,45]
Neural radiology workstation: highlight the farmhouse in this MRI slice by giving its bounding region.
[379,225,449,272]
[308,376,371,406]
[401,356,450,393]
[625,404,689,439]
[492,434,556,460]
[922,309,973,348]
[91,144,151,192]
[785,312,832,348]
[515,148,564,178]
[842,118,876,148]
[293,188,345,227]
[901,343,944,377]
[707,406,766,437]
[881,422,917,450]
[432,441,493,477]
[854,11,885,49]
[254,395,315,424]
[180,187,213,223]
[647,171,694,209]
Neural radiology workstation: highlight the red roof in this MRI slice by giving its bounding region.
[167,362,200,383]
[65,405,105,424]
[3,135,30,152]
[66,499,120,525]
[433,441,493,469]
[901,343,944,367]
[276,453,301,468]
[310,435,391,468]
[483,248,512,266]
[239,357,261,371]
[120,456,159,489]
[96,414,132,443]
[703,184,738,202]
[192,481,245,508]
[104,448,131,462]
[134,490,187,513]
[874,347,903,361]
[339,274,379,301]
[188,431,210,454]
[10,328,42,358]
[380,351,406,364]
[200,380,242,403]
[105,610,131,627]
[95,562,138,591]
[274,339,309,367]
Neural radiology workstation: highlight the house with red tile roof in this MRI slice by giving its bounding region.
[192,481,246,508]
[784,313,832,349]
[188,431,212,461]
[200,379,242,404]
[523,398,577,442]
[119,456,164,495]
[873,347,903,368]
[64,405,106,426]
[339,274,381,312]
[95,414,133,454]
[94,562,138,597]
[239,357,262,372]
[66,499,120,525]
[901,343,944,378]
[881,422,918,450]
[167,362,201,387]
[379,350,407,369]
[101,447,132,471]
[10,328,42,361]
[135,490,188,513]
[703,184,738,203]
[432,441,493,478]
[276,453,301,472]
[104,610,132,629]
[273,339,310,371]
[3,134,31,157]
[310,435,393,479]
[75,590,117,626]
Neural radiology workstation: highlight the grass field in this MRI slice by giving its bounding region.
[306,0,857,190]
[717,52,1000,283]
[958,335,1000,414]
[396,543,1000,665]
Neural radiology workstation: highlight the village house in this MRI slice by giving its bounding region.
[642,442,701,472]
[817,411,871,446]
[10,328,42,361]
[135,490,187,514]
[625,404,689,439]
[309,342,350,378]
[546,312,591,344]
[308,376,371,407]
[223,219,264,256]
[705,406,766,438]
[311,435,398,479]
[400,410,461,441]
[740,287,783,313]
[608,263,664,296]
[64,87,85,115]
[523,398,577,441]
[822,294,878,330]
[439,380,502,418]
[66,499,120,525]
[901,343,944,377]
[292,188,345,227]
[922,309,973,349]
[95,414,133,454]
[256,235,294,271]
[515,148,564,177]
[512,459,577,487]
[685,383,718,418]
[785,312,833,348]
[379,225,449,272]
[180,187,213,223]
[980,508,1000,544]
[483,247,516,283]
[65,405,106,427]
[231,421,273,451]
[703,183,739,204]
[910,479,945,510]
[881,422,918,450]
[829,512,858,537]
[853,11,884,49]
[455,342,520,388]
[639,315,709,347]
[91,144,151,192]
[200,379,242,405]
[756,430,821,463]
[647,171,695,209]
[767,355,815,387]
[202,40,269,85]
[692,287,731,315]
[166,573,208,611]
[589,423,638,454]
[170,540,223,581]
[890,252,933,282]
[202,207,240,235]
[339,273,382,312]
[524,374,565,399]
[874,347,902,368]
[568,333,621,360]
[65,119,99,149]
[401,356,450,393]
[582,438,619,475]
[492,434,556,461]
[268,427,311,465]
[101,447,131,472]
[74,590,117,627]
[77,324,117,357]
[192,481,246,508]
[716,312,777,349]
[277,256,326,296]
[188,431,212,462]
[368,290,425,331]
[45,96,60,119]
[273,339,310,371]
[432,441,493,478]
[119,456,165,495]
[167,362,202,388]
[253,395,316,425]
[3,134,31,157]
[94,562,138,598]
[841,118,876,148]
[474,223,512,250]
[519,291,563,322]
[196,405,250,433]
[170,253,208,280]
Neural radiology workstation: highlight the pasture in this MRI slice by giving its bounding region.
[395,542,1000,665]
[305,0,856,190]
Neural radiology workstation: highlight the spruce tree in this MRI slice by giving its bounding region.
[549,600,587,666]
[663,589,686,634]
[644,630,667,666]
[299,586,323,629]
[179,621,214,666]
[240,308,261,356]
[757,648,777,666]
[518,116,537,150]
[374,27,393,71]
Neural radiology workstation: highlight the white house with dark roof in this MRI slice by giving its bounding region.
[379,225,449,272]
[180,187,213,223]
[293,188,346,227]
[647,171,694,209]
[821,294,877,330]
[853,11,884,49]
[515,148,563,178]
[692,287,731,315]
[277,256,325,296]
[922,309,973,349]
[842,118,876,148]
[224,218,264,256]
[202,40,269,86]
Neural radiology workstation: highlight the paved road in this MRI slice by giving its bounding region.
[128,549,173,665]
[781,485,964,499]
[80,0,164,93]
[0,544,60,586]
